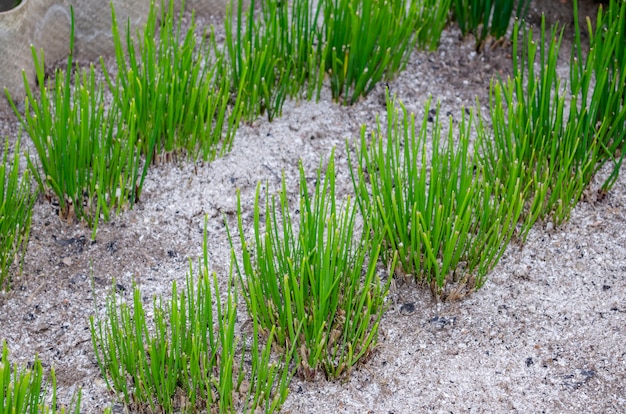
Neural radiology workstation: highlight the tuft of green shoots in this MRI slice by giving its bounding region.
[349,94,524,299]
[570,0,626,190]
[229,150,392,379]
[90,218,295,413]
[0,341,82,413]
[415,0,453,51]
[318,0,421,104]
[225,0,321,121]
[107,0,240,162]
[224,0,451,115]
[453,0,531,49]
[6,8,142,237]
[0,138,35,291]
[484,16,609,235]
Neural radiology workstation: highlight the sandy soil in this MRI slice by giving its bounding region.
[0,1,624,412]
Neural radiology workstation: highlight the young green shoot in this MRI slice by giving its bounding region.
[225,0,321,121]
[106,0,240,162]
[6,8,142,237]
[229,150,393,379]
[453,0,531,49]
[0,138,34,291]
[350,94,524,299]
[90,219,295,413]
[484,15,610,235]
[415,0,453,51]
[570,0,626,190]
[0,341,82,413]
[318,0,421,104]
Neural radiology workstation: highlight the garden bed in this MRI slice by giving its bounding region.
[0,0,624,412]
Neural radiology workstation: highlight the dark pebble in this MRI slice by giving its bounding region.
[400,302,416,314]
